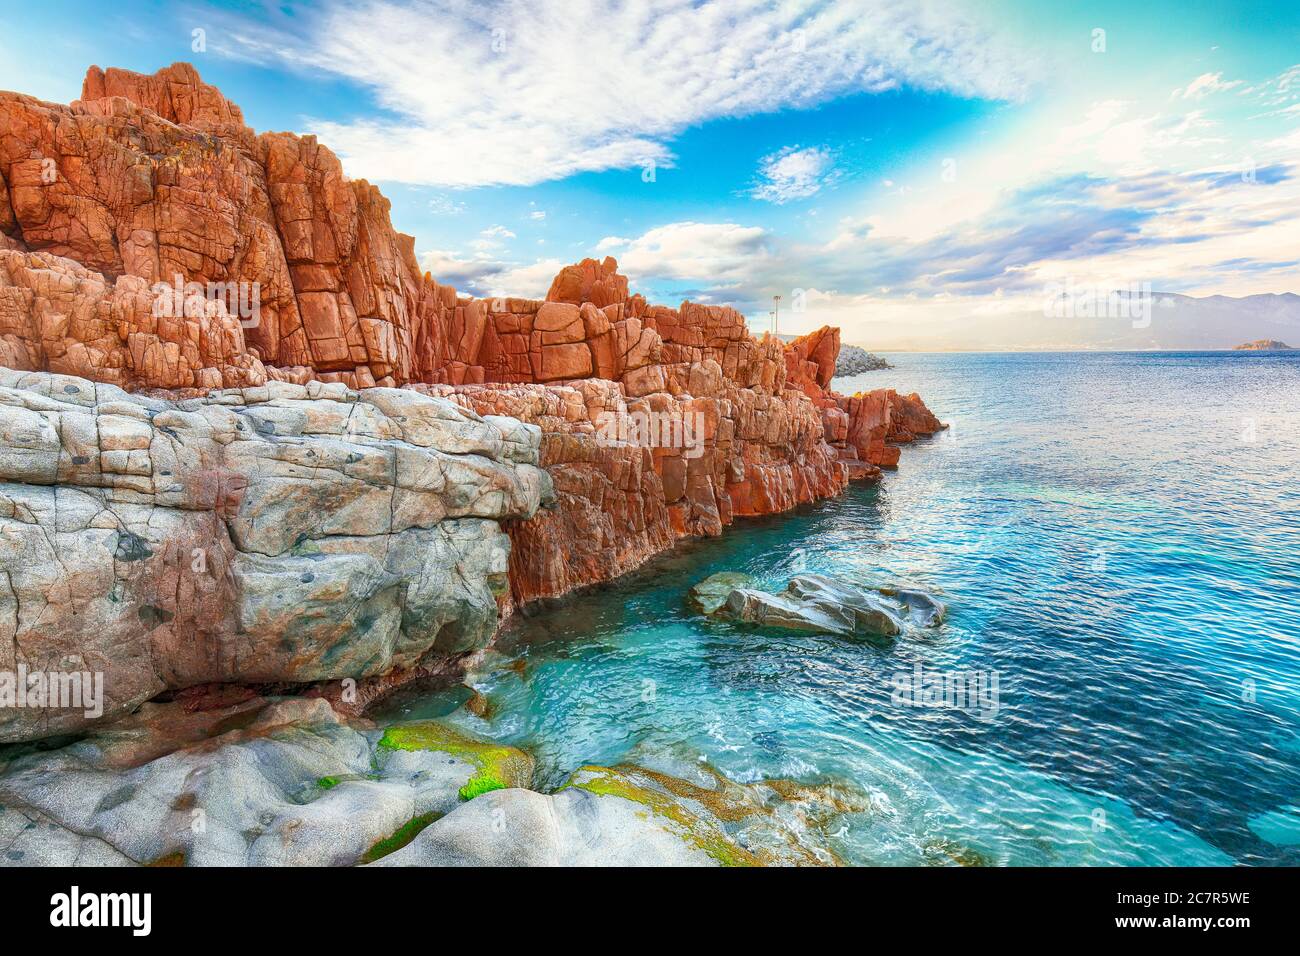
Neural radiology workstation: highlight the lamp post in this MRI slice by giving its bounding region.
[773,294,781,336]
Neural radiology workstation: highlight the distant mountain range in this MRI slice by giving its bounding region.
[840,292,1300,352]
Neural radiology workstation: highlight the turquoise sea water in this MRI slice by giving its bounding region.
[383,352,1300,865]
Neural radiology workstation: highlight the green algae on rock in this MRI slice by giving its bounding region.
[360,811,443,864]
[367,785,720,866]
[0,698,527,866]
[377,720,534,800]
[562,764,759,867]
[565,755,874,866]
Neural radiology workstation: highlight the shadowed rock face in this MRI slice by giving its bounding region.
[0,368,549,741]
[0,63,945,735]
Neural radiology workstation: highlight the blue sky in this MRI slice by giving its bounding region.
[3,0,1299,347]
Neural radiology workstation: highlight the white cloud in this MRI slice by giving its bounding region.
[419,248,563,298]
[598,221,773,285]
[221,0,1034,187]
[592,148,1300,341]
[1173,72,1242,100]
[488,258,567,298]
[469,225,515,253]
[426,194,466,215]
[750,145,836,203]
[1245,64,1300,106]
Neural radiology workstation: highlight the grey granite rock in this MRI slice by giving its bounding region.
[370,786,719,867]
[702,572,946,640]
[0,369,553,742]
[0,698,532,866]
[686,571,756,615]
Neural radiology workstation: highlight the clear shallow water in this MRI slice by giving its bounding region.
[383,352,1300,865]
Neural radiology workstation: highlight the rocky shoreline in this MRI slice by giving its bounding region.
[835,344,894,374]
[0,63,946,865]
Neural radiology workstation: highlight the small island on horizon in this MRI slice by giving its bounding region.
[1233,339,1294,350]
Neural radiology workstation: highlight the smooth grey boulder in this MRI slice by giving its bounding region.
[721,586,885,637]
[880,586,948,627]
[703,573,945,640]
[0,697,533,866]
[785,575,907,637]
[370,786,719,867]
[0,369,554,742]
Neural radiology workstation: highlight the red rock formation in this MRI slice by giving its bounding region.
[785,326,840,390]
[0,62,944,611]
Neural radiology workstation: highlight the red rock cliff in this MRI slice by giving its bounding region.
[0,63,944,609]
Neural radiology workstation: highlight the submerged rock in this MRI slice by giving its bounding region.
[698,572,945,640]
[374,759,864,867]
[686,571,756,614]
[879,585,948,627]
[1247,806,1300,846]
[371,785,720,867]
[573,754,868,866]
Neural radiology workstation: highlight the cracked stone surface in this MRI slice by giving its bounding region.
[0,368,550,742]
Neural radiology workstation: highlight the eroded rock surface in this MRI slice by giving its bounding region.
[0,698,533,865]
[0,369,548,741]
[373,757,863,867]
[0,695,833,868]
[702,573,946,641]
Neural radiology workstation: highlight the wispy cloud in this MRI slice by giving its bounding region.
[750,145,837,203]
[596,221,774,292]
[419,248,563,298]
[213,0,1034,187]
[598,158,1300,317]
[1172,72,1243,100]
